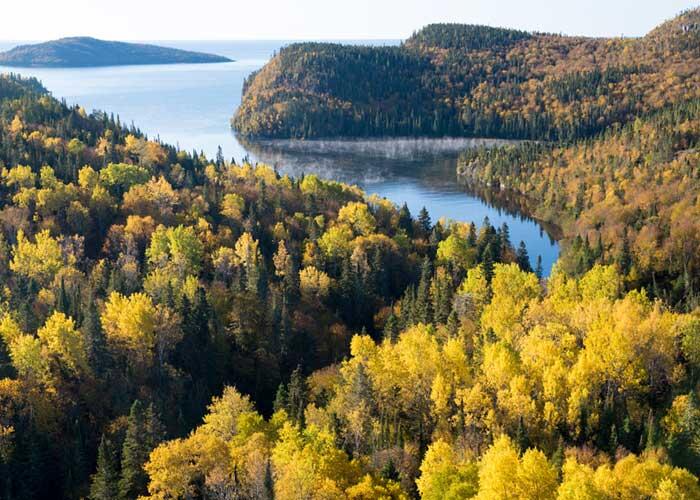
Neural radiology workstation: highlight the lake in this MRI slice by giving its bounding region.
[0,40,559,273]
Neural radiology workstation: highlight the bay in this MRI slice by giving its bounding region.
[0,39,559,273]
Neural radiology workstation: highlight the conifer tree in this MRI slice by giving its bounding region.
[287,366,308,427]
[418,206,431,236]
[515,241,532,273]
[81,293,107,375]
[415,258,433,324]
[119,401,148,500]
[383,312,399,342]
[90,435,118,500]
[535,255,543,280]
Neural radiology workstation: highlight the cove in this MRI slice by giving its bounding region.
[0,40,558,274]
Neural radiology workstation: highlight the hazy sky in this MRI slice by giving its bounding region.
[2,0,698,41]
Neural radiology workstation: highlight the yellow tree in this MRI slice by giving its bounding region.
[10,229,66,284]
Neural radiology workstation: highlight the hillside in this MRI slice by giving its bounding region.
[0,37,232,67]
[233,8,700,140]
[458,98,700,306]
[1,66,700,498]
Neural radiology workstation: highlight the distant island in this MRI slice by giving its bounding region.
[0,37,232,67]
[233,8,700,141]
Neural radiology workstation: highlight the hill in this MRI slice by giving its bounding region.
[233,8,700,140]
[458,98,700,306]
[0,37,232,67]
[1,68,700,498]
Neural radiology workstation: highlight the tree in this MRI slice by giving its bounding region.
[99,163,150,196]
[418,207,432,236]
[476,436,557,500]
[119,401,149,500]
[102,292,157,365]
[90,435,119,500]
[417,440,478,500]
[338,202,377,236]
[287,366,308,427]
[515,241,532,272]
[10,229,66,284]
[37,311,89,375]
[146,224,204,278]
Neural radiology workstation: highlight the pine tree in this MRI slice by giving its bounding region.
[418,206,431,236]
[56,277,70,315]
[609,423,619,456]
[467,222,477,247]
[287,366,308,427]
[264,458,275,499]
[446,310,459,337]
[90,435,118,500]
[535,255,543,280]
[617,228,632,275]
[273,383,288,413]
[399,285,416,328]
[398,203,413,237]
[144,404,165,452]
[515,241,532,272]
[383,313,399,343]
[82,292,107,375]
[415,258,433,324]
[499,223,511,256]
[119,401,148,500]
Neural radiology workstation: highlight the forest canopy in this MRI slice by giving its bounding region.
[233,8,700,141]
[3,9,700,499]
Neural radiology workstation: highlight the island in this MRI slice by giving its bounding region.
[233,8,700,142]
[0,36,232,67]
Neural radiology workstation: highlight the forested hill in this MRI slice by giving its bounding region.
[2,68,700,498]
[458,98,700,307]
[0,72,536,498]
[0,37,232,67]
[233,8,700,140]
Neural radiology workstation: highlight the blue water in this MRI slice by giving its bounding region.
[0,40,559,274]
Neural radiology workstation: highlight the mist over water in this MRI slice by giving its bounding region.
[0,40,559,274]
[245,136,559,274]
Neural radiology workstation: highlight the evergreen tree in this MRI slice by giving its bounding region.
[446,310,460,337]
[418,206,431,236]
[56,277,70,315]
[383,312,399,343]
[273,383,288,414]
[287,366,308,427]
[415,258,433,324]
[90,435,119,500]
[515,241,532,272]
[119,401,148,500]
[264,459,275,500]
[499,223,511,256]
[535,255,543,280]
[143,404,165,452]
[380,458,400,482]
[397,202,413,237]
[81,293,107,375]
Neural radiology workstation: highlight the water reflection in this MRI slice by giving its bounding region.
[243,137,560,275]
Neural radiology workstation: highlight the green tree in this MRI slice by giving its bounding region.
[90,435,119,500]
[119,401,149,500]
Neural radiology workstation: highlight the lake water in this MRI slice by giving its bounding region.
[0,40,559,273]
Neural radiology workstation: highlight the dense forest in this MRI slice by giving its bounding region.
[458,97,700,309]
[0,73,557,499]
[233,8,700,141]
[3,9,700,498]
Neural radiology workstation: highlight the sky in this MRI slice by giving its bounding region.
[1,0,698,41]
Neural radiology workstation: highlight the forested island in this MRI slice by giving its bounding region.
[0,37,232,68]
[233,9,700,141]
